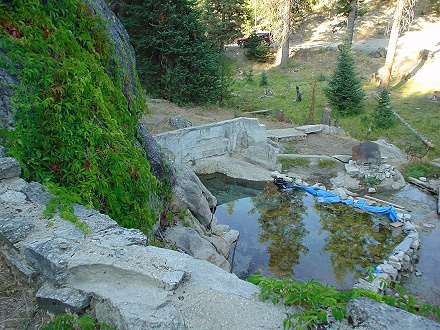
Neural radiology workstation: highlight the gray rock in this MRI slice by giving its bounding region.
[172,163,217,228]
[295,124,324,134]
[21,181,53,205]
[0,66,18,129]
[0,157,21,180]
[25,238,74,286]
[164,226,230,271]
[0,213,35,244]
[91,290,185,330]
[346,297,440,329]
[169,117,192,129]
[36,282,91,314]
[345,161,360,177]
[89,227,148,248]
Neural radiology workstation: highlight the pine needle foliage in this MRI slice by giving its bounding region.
[0,0,163,235]
[324,44,365,116]
[373,88,396,129]
[245,34,272,62]
[119,0,223,105]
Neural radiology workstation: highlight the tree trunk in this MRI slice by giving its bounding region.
[346,0,358,45]
[279,0,291,68]
[379,0,405,89]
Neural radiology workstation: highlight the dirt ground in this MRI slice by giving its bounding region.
[144,98,361,155]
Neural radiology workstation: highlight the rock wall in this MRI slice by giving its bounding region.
[154,117,279,170]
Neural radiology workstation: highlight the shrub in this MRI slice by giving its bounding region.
[245,34,272,62]
[259,71,269,86]
[373,88,396,129]
[324,44,365,116]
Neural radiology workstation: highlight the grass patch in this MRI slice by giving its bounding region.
[283,145,299,154]
[317,158,338,168]
[280,157,310,171]
[227,46,440,160]
[401,161,440,180]
[360,177,383,187]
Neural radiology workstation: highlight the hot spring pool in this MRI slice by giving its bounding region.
[201,174,403,290]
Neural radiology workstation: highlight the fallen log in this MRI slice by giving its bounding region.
[363,195,406,210]
[408,177,438,195]
[391,109,435,148]
[244,109,271,115]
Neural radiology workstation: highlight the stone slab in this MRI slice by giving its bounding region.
[266,128,307,141]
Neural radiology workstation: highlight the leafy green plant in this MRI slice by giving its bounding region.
[360,177,383,186]
[248,275,440,329]
[242,68,254,83]
[244,34,273,62]
[119,0,225,105]
[42,314,113,330]
[1,0,166,236]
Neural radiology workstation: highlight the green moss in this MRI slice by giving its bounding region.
[0,0,166,236]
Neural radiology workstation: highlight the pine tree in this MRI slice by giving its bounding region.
[199,0,250,51]
[324,44,365,116]
[245,34,272,62]
[373,88,396,128]
[259,71,268,86]
[119,0,223,105]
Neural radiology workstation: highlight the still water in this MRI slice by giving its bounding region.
[201,174,402,290]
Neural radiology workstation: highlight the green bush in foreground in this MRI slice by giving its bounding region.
[248,275,440,329]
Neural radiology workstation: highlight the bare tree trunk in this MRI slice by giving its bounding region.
[379,0,405,89]
[279,0,291,68]
[346,0,358,45]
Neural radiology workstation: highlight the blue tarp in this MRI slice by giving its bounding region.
[282,185,398,222]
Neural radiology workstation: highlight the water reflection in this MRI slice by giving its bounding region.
[315,203,397,285]
[202,176,403,290]
[251,185,308,277]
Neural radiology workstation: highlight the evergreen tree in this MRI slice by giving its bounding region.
[324,44,365,116]
[199,0,250,51]
[373,88,396,128]
[119,0,223,104]
[259,71,268,86]
[245,34,272,62]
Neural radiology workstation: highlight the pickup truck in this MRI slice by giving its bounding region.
[237,32,272,48]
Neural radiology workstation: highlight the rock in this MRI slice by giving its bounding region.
[0,157,21,180]
[321,107,332,125]
[172,163,217,228]
[352,142,381,164]
[295,124,324,134]
[0,214,35,244]
[346,297,440,329]
[0,67,18,129]
[164,226,230,271]
[36,282,91,314]
[25,238,74,286]
[169,117,192,129]
[332,154,351,163]
[345,160,360,177]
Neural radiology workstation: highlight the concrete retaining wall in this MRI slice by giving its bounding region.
[154,118,274,168]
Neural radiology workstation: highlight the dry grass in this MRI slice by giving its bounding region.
[0,253,50,330]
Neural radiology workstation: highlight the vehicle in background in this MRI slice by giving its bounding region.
[237,32,272,48]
